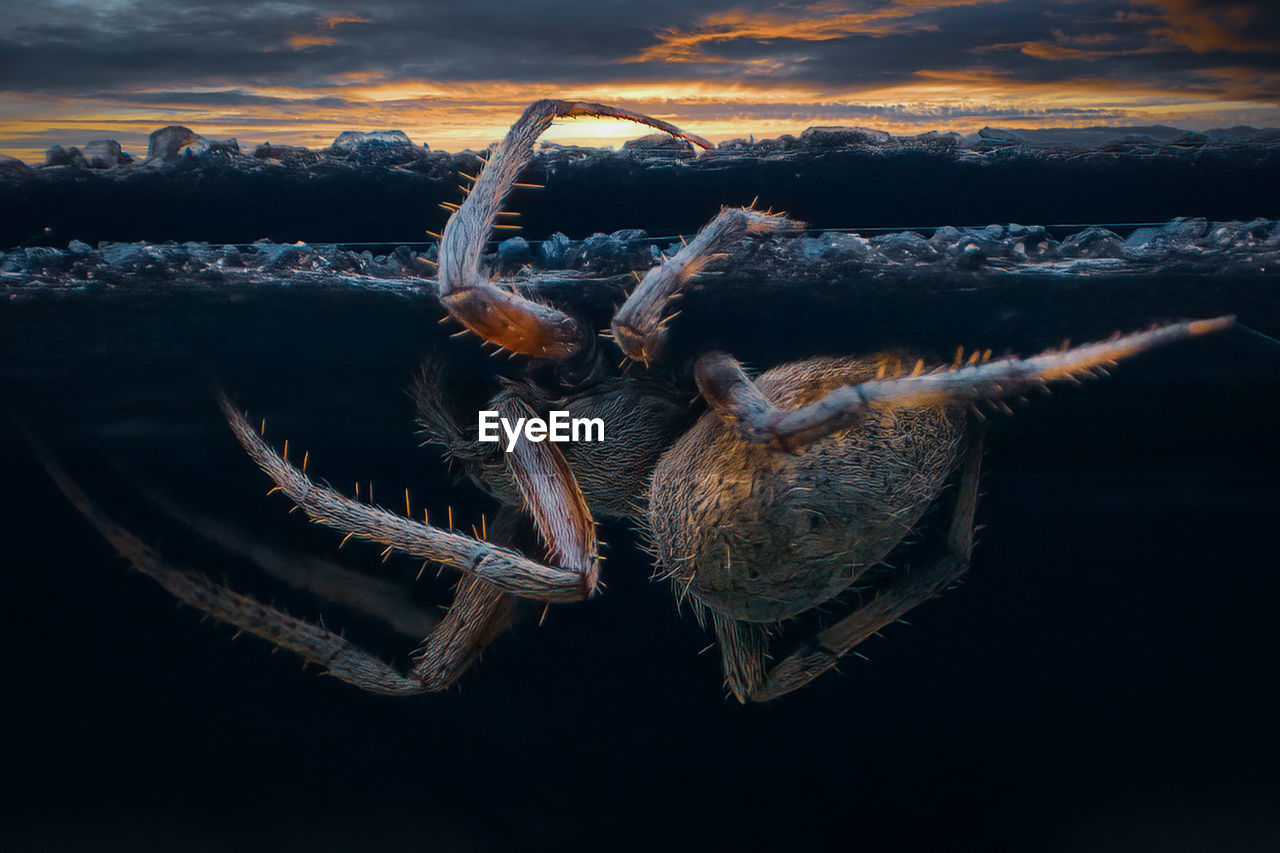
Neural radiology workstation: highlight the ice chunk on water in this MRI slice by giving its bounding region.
[1060,227,1124,259]
[622,134,696,159]
[146,126,205,163]
[538,232,573,266]
[200,138,239,156]
[794,237,828,260]
[39,141,132,169]
[824,232,873,259]
[496,236,532,273]
[1005,224,1053,258]
[0,152,29,173]
[44,145,85,168]
[331,130,411,150]
[252,143,320,165]
[799,126,890,147]
[872,231,938,262]
[974,127,1026,146]
[1124,217,1209,258]
[327,131,426,166]
[911,131,962,149]
[82,140,132,169]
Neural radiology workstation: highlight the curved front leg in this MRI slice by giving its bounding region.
[438,99,711,360]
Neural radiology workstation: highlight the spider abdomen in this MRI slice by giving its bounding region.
[648,356,969,622]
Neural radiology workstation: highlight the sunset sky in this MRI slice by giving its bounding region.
[1,0,1277,163]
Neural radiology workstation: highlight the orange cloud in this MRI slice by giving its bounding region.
[630,0,1007,63]
[982,37,1165,61]
[1192,66,1280,101]
[981,3,1275,63]
[1141,0,1273,53]
[1031,43,1122,59]
[999,41,1119,60]
[283,13,369,51]
[326,14,370,28]
[286,34,338,49]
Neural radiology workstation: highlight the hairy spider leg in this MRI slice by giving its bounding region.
[695,316,1235,453]
[611,206,802,365]
[219,392,600,603]
[438,99,712,360]
[410,507,523,690]
[137,485,439,640]
[32,443,428,694]
[31,426,558,694]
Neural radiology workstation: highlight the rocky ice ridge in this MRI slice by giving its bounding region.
[3,124,433,173]
[4,121,1279,173]
[3,218,1275,295]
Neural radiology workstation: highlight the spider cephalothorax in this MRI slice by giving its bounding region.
[47,99,1234,702]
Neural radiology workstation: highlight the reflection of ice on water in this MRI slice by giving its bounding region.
[3,217,1277,293]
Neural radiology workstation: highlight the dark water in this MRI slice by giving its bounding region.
[5,139,1279,248]
[1,248,1278,852]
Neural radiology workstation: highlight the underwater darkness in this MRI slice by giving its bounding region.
[2,149,1280,850]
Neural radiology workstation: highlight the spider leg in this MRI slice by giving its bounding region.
[219,392,600,602]
[412,575,517,691]
[493,393,600,590]
[138,486,439,640]
[439,99,711,359]
[33,436,548,695]
[610,206,801,364]
[716,423,984,703]
[409,506,525,690]
[408,394,603,689]
[32,444,428,695]
[150,475,525,690]
[695,316,1235,453]
[710,611,770,703]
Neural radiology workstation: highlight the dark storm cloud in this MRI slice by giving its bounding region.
[1,0,1276,97]
[641,0,1280,96]
[0,0,738,92]
[84,91,355,109]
